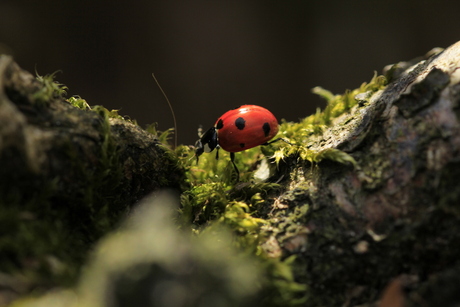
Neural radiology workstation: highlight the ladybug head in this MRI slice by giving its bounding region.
[194,127,219,161]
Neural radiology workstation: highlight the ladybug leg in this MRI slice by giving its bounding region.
[215,145,220,160]
[230,152,240,180]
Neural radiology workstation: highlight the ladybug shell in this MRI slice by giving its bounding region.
[215,105,279,152]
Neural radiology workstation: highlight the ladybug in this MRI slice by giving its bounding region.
[195,105,282,178]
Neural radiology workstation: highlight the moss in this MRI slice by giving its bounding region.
[34,71,68,106]
[67,96,91,110]
[0,101,129,279]
[145,122,175,148]
[280,72,387,144]
[175,72,389,305]
[0,180,81,288]
[0,63,186,303]
[90,104,138,125]
[5,58,394,305]
[178,73,388,302]
[10,45,460,305]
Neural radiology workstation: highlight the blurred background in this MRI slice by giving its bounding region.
[0,0,458,146]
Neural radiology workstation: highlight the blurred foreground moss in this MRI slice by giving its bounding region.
[12,191,264,307]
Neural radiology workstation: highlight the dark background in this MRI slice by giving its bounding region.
[0,0,458,146]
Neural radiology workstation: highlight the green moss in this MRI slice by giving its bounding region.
[6,65,389,305]
[90,105,138,125]
[0,180,81,288]
[0,71,184,298]
[34,71,67,105]
[176,145,308,305]
[175,72,389,306]
[279,72,386,144]
[145,122,175,148]
[67,96,91,110]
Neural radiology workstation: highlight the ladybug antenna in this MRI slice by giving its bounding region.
[152,73,177,148]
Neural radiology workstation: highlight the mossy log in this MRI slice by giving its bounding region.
[261,41,460,306]
[3,40,460,307]
[0,55,184,304]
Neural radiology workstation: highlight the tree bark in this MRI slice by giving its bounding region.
[262,41,460,306]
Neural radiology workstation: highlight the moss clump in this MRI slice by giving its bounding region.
[0,63,185,302]
[175,72,388,305]
[67,96,91,110]
[33,71,68,106]
[145,122,176,149]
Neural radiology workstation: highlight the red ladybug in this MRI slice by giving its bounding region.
[195,105,281,178]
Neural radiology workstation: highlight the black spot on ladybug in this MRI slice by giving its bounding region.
[240,143,245,148]
[235,117,246,130]
[216,119,224,129]
[262,122,270,137]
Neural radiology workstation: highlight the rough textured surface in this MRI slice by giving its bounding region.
[260,41,460,306]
